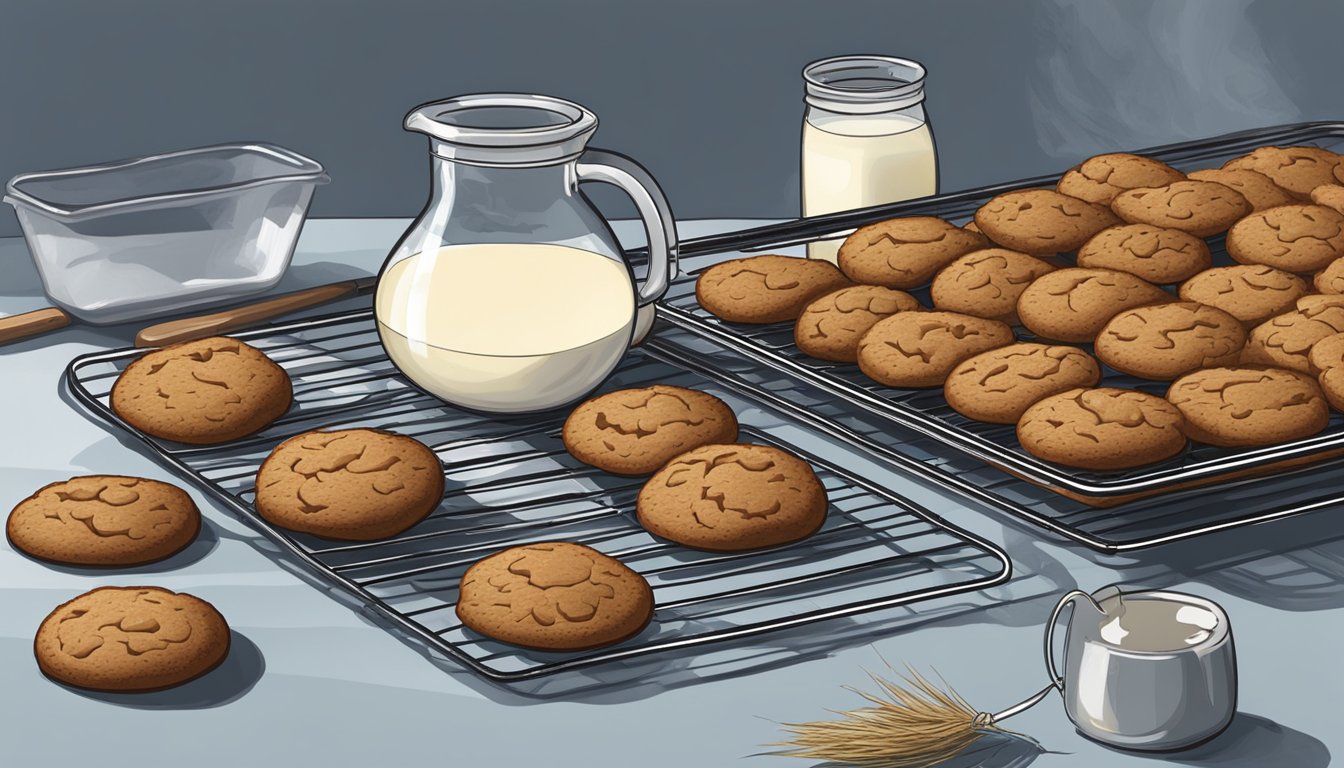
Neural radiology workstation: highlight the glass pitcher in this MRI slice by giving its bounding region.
[375,94,677,414]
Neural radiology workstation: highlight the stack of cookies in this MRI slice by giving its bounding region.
[695,145,1344,477]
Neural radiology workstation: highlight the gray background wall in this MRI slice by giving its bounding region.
[2,0,1343,238]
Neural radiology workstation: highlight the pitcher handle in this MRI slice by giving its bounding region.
[576,150,679,308]
[1044,589,1103,692]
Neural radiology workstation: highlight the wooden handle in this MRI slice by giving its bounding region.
[135,281,361,347]
[0,308,73,345]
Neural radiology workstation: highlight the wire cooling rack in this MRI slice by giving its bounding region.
[63,310,1010,682]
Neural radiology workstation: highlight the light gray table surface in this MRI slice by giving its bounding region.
[0,218,1337,767]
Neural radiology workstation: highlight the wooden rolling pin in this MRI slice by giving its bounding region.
[0,307,72,345]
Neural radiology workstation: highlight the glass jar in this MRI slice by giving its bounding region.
[801,55,938,263]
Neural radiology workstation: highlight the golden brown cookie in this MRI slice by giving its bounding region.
[1110,180,1252,237]
[1016,268,1172,343]
[1188,168,1296,211]
[7,476,199,567]
[930,249,1056,324]
[1167,366,1328,447]
[1056,153,1185,205]
[1241,304,1344,373]
[1316,257,1344,293]
[1298,294,1344,313]
[944,343,1101,424]
[562,386,738,476]
[1226,205,1344,273]
[1310,184,1344,216]
[973,189,1121,255]
[1076,224,1212,284]
[455,542,653,651]
[1016,388,1186,471]
[1095,302,1246,380]
[110,336,291,445]
[695,255,849,324]
[1178,265,1308,328]
[34,586,229,692]
[254,428,444,540]
[856,311,1015,388]
[1222,146,1342,199]
[793,285,922,363]
[1311,333,1344,411]
[836,216,988,289]
[636,443,827,552]
[964,220,983,235]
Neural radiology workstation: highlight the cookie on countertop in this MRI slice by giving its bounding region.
[34,586,229,692]
[794,285,922,363]
[856,311,1015,388]
[1178,265,1308,328]
[455,542,653,651]
[1167,366,1329,447]
[1094,302,1246,380]
[636,443,827,552]
[254,428,444,541]
[1056,153,1185,205]
[1015,268,1172,343]
[1188,168,1296,211]
[944,343,1101,424]
[1016,388,1186,471]
[1310,184,1344,217]
[1241,303,1344,373]
[563,385,739,476]
[836,216,988,289]
[110,336,292,445]
[1226,204,1344,273]
[973,189,1121,255]
[1110,180,1252,238]
[7,476,199,567]
[930,249,1056,324]
[695,255,850,324]
[1222,146,1342,199]
[1076,224,1212,284]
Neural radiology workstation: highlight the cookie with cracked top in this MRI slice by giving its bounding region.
[7,476,199,566]
[563,385,738,476]
[1188,168,1296,211]
[696,255,850,324]
[636,443,827,552]
[1056,153,1185,205]
[1111,180,1251,237]
[794,285,921,363]
[836,216,988,288]
[1241,303,1344,373]
[110,336,292,444]
[930,248,1056,324]
[1297,294,1344,314]
[1222,145,1342,199]
[1179,265,1307,328]
[1016,388,1186,470]
[856,311,1015,388]
[1016,267,1172,344]
[973,189,1121,255]
[1095,302,1246,380]
[1076,224,1212,284]
[456,541,653,651]
[1167,366,1328,447]
[254,428,443,540]
[1310,333,1344,411]
[1310,184,1344,216]
[1316,257,1344,293]
[944,343,1101,424]
[34,586,229,692]
[1226,204,1344,273]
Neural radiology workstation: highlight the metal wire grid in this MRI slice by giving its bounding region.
[63,309,1010,681]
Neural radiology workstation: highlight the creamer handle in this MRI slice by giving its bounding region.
[575,150,678,308]
[1044,590,1099,692]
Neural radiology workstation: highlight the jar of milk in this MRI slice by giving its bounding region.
[801,55,938,263]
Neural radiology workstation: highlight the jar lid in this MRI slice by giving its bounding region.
[803,55,927,114]
[404,93,598,167]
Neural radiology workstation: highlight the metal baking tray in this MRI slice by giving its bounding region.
[63,310,1010,682]
[658,121,1344,505]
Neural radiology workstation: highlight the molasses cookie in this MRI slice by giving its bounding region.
[1226,204,1344,273]
[1179,265,1308,328]
[695,255,850,324]
[1242,304,1344,373]
[1056,153,1185,205]
[1222,146,1342,199]
[1316,257,1344,293]
[7,476,200,567]
[1076,224,1212,284]
[563,385,739,475]
[973,189,1121,255]
[1310,333,1344,411]
[456,542,653,651]
[856,311,1014,388]
[1095,302,1246,380]
[34,586,230,692]
[1167,366,1329,447]
[944,343,1101,424]
[1016,268,1172,343]
[836,216,988,289]
[1188,168,1296,211]
[1110,180,1251,237]
[110,336,292,444]
[1298,294,1344,313]
[254,428,444,540]
[794,285,922,363]
[1310,184,1344,216]
[1016,388,1186,471]
[930,248,1056,324]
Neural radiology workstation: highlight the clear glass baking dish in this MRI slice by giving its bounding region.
[4,143,329,324]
